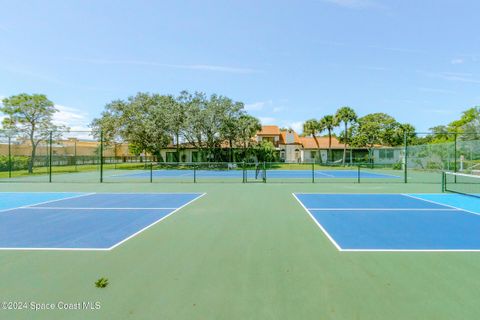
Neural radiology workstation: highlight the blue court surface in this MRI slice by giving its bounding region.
[294,193,480,251]
[0,192,204,250]
[117,169,398,179]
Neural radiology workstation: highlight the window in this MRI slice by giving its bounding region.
[379,149,394,159]
[166,152,178,162]
[311,151,317,159]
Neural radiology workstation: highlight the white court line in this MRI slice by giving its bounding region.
[292,193,343,251]
[24,207,178,210]
[0,193,95,214]
[108,193,207,250]
[0,193,206,252]
[294,193,480,253]
[314,171,336,178]
[307,208,459,211]
[401,194,480,217]
[0,247,110,251]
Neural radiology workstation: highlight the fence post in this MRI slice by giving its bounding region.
[194,164,197,183]
[74,139,77,171]
[312,161,315,183]
[49,131,53,183]
[150,162,153,183]
[403,131,408,184]
[454,132,457,183]
[263,161,266,183]
[242,161,245,183]
[8,136,12,178]
[441,171,445,193]
[100,130,104,183]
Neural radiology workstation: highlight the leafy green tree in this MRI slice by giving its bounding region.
[334,106,357,165]
[237,115,262,160]
[303,119,322,163]
[319,115,336,162]
[90,93,171,159]
[1,93,67,173]
[165,93,187,162]
[219,100,245,162]
[255,140,277,162]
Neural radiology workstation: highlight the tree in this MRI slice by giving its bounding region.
[334,106,357,165]
[255,140,276,162]
[90,93,171,160]
[1,93,67,173]
[237,115,262,160]
[350,113,415,163]
[166,93,187,162]
[219,100,245,162]
[303,119,322,163]
[319,115,336,162]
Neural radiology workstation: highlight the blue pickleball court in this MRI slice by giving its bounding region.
[294,193,480,251]
[0,192,204,250]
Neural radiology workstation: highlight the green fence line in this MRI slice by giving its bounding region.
[0,130,479,183]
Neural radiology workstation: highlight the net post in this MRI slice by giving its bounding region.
[441,171,445,193]
[403,130,408,184]
[150,162,153,183]
[357,165,360,183]
[194,164,197,183]
[243,161,246,183]
[263,161,266,183]
[99,130,104,183]
[8,136,12,178]
[49,131,53,183]
[312,161,315,183]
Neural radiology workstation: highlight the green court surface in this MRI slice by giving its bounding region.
[1,182,480,320]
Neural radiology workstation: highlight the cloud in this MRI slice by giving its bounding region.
[418,87,456,94]
[53,105,92,134]
[245,101,267,111]
[423,108,456,115]
[357,65,390,71]
[66,58,261,74]
[272,107,284,113]
[420,71,480,84]
[288,121,304,133]
[258,117,277,124]
[322,0,384,9]
[451,58,464,65]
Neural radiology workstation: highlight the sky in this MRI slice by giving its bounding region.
[0,0,479,134]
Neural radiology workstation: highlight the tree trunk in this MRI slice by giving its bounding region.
[28,135,36,174]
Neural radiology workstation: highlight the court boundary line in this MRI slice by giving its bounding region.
[307,208,459,211]
[0,193,206,251]
[24,207,179,210]
[0,193,94,213]
[402,194,480,217]
[108,193,207,250]
[294,193,480,252]
[292,193,343,251]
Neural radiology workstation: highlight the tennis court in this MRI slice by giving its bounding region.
[294,193,480,251]
[0,192,204,250]
[115,169,399,179]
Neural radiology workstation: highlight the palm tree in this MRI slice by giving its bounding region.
[303,119,322,163]
[334,106,357,165]
[319,115,336,163]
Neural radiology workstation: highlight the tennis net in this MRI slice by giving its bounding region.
[443,171,480,198]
